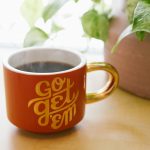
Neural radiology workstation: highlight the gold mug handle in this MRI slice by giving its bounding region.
[86,62,119,104]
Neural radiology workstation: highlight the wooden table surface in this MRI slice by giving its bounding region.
[1,49,150,150]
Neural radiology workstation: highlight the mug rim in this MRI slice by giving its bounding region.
[3,47,86,76]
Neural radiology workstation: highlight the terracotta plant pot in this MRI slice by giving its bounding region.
[104,12,150,99]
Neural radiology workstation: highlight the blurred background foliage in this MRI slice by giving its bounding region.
[21,0,112,47]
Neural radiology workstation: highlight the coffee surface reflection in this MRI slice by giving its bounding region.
[16,61,74,73]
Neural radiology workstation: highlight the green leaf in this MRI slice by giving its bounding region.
[74,0,80,2]
[21,0,43,26]
[111,25,133,53]
[23,27,49,47]
[126,0,139,23]
[92,0,101,3]
[81,9,109,41]
[132,0,150,33]
[112,0,150,53]
[51,22,64,33]
[42,0,69,22]
[135,31,145,41]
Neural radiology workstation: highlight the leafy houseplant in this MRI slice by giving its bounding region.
[21,0,150,50]
[21,0,150,98]
[21,0,112,47]
[81,0,150,98]
[112,0,150,52]
[82,0,150,50]
[104,0,150,98]
[21,0,70,47]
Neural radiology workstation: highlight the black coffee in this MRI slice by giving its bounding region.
[16,61,74,73]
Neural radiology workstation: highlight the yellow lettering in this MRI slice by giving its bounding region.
[28,77,79,129]
[36,80,51,96]
[63,103,76,125]
[34,99,50,126]
[51,103,76,129]
[51,114,62,129]
[51,95,63,110]
[51,77,66,92]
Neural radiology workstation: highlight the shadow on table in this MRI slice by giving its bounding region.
[16,126,78,139]
[10,125,82,150]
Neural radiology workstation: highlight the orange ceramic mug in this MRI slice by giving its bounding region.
[3,48,119,133]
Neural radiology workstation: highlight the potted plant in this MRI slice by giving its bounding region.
[104,0,150,99]
[21,0,70,47]
[21,0,150,98]
[21,0,113,47]
[81,0,150,99]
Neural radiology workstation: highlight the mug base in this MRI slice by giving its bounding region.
[7,113,84,134]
